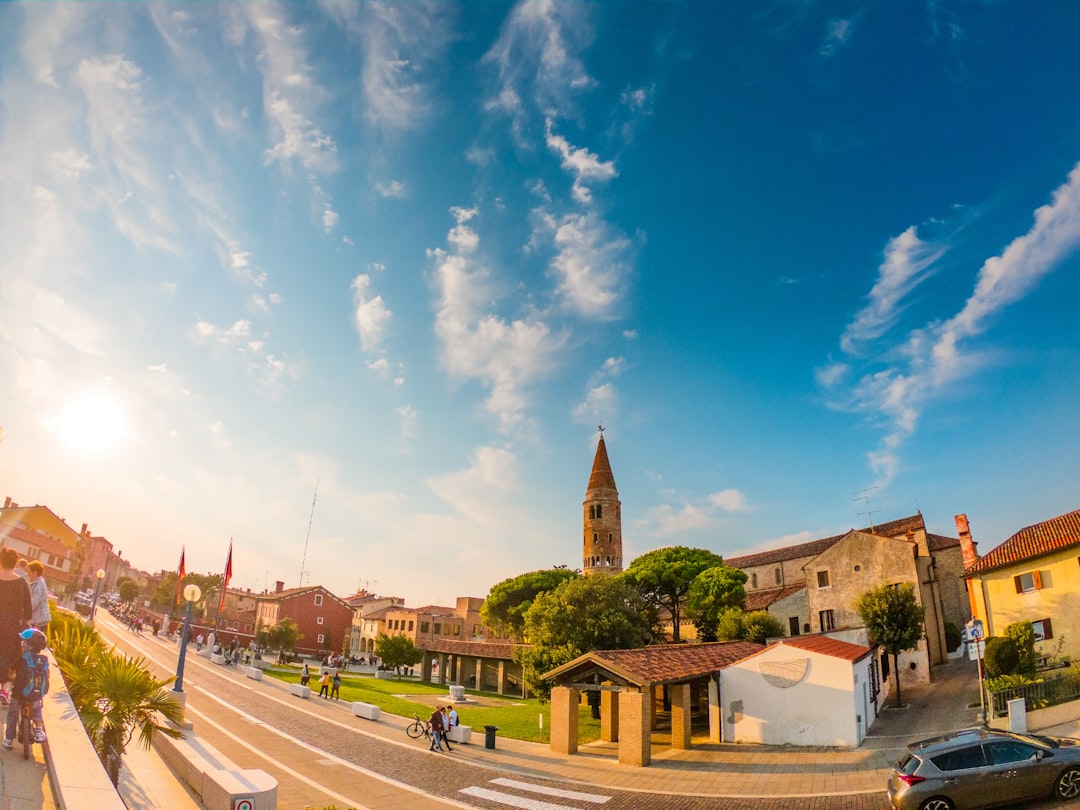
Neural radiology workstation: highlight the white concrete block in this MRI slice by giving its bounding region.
[350,702,381,721]
[289,684,311,699]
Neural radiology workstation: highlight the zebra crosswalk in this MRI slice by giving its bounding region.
[460,777,613,809]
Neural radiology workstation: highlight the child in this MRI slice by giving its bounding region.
[4,628,49,748]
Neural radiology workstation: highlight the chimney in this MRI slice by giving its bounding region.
[3,497,11,509]
[275,580,285,593]
[955,513,979,568]
[81,523,88,535]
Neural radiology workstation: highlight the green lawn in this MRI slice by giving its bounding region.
[267,668,600,744]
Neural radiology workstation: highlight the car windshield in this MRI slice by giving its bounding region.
[897,754,920,775]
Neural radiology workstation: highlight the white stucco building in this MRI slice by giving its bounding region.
[721,634,881,747]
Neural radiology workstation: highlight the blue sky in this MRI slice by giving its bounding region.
[1,1,1078,608]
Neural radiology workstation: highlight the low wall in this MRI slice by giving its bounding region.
[990,696,1080,733]
[42,675,128,810]
[154,726,277,810]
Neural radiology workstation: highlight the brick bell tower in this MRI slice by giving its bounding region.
[583,427,623,574]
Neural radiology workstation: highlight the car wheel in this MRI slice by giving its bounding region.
[919,799,955,810]
[1056,766,1080,800]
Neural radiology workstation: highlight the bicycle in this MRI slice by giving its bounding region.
[405,714,431,741]
[16,700,37,760]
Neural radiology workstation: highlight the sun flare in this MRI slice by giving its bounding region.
[50,393,129,454]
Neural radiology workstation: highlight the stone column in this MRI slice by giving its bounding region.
[475,658,484,691]
[708,678,722,743]
[670,682,691,750]
[600,688,620,742]
[651,684,663,729]
[550,686,579,755]
[496,660,508,695]
[618,688,651,767]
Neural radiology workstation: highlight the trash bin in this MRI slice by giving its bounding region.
[484,725,498,750]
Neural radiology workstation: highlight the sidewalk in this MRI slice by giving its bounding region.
[0,741,55,810]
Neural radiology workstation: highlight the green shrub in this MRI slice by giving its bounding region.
[944,621,962,653]
[984,636,1020,678]
[1004,621,1037,675]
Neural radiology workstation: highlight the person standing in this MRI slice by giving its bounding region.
[300,663,311,687]
[196,633,205,652]
[27,561,50,632]
[0,548,32,706]
[440,706,454,751]
[14,559,29,580]
[331,671,341,700]
[319,669,330,698]
[447,704,459,732]
[428,706,445,752]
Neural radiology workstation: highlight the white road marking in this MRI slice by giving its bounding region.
[460,786,584,810]
[490,778,611,803]
[96,619,474,809]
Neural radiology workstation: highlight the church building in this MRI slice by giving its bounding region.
[582,431,623,574]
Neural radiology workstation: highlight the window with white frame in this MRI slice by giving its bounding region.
[317,634,325,644]
[317,617,324,625]
[314,593,324,606]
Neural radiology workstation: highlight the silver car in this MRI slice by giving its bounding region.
[886,727,1080,810]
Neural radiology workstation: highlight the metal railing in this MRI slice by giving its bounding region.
[988,671,1080,717]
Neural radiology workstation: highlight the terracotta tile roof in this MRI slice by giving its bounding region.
[772,634,873,663]
[743,584,805,612]
[0,520,73,559]
[421,638,528,660]
[587,435,618,493]
[726,513,927,569]
[410,605,459,615]
[963,508,1080,577]
[542,641,765,687]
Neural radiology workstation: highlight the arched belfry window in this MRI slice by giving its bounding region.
[608,533,613,543]
[593,533,598,543]
[596,504,602,518]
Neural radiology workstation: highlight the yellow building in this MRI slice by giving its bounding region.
[962,507,1080,661]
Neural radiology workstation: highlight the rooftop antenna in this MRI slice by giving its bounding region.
[299,480,318,588]
[854,486,879,532]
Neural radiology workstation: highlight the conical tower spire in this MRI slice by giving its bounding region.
[582,426,623,574]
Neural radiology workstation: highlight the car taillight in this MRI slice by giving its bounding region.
[896,773,926,787]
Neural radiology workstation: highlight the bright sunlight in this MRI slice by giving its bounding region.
[49,393,129,454]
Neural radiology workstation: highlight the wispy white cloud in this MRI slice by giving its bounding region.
[545,119,617,204]
[573,356,625,424]
[431,207,566,432]
[376,179,407,199]
[821,161,1080,487]
[540,211,631,318]
[840,226,945,355]
[351,274,393,352]
[819,18,854,59]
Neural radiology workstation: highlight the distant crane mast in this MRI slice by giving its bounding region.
[299,481,318,588]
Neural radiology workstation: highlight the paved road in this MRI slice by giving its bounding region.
[96,619,1067,810]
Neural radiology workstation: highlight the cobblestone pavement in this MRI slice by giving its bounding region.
[97,621,1065,810]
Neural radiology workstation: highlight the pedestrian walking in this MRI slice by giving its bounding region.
[319,669,330,698]
[27,561,50,633]
[300,663,311,687]
[331,671,341,700]
[440,706,455,750]
[0,549,31,707]
[196,633,204,652]
[428,705,445,751]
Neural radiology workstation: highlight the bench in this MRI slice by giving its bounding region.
[210,653,226,665]
[154,726,277,810]
[446,724,472,744]
[351,701,381,721]
[242,666,263,681]
[289,684,311,699]
[375,670,395,680]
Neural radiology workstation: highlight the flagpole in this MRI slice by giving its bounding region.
[214,539,233,632]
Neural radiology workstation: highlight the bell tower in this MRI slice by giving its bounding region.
[583,427,623,574]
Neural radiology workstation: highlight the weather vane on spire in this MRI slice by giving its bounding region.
[597,424,604,436]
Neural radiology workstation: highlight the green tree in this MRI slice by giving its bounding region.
[1004,621,1037,675]
[151,571,178,611]
[855,583,925,708]
[714,606,745,641]
[514,574,658,700]
[118,579,141,604]
[264,617,301,657]
[375,634,423,674]
[685,566,748,642]
[50,613,183,785]
[481,569,580,642]
[620,547,726,643]
[741,611,786,644]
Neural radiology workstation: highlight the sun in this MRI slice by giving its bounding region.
[50,393,129,454]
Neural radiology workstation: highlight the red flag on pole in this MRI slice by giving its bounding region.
[218,540,233,612]
[175,547,186,605]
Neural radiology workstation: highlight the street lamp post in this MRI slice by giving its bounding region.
[89,568,106,621]
[172,583,202,718]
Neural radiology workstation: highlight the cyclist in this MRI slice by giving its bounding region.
[4,628,49,748]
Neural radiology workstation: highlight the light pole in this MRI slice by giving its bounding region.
[89,568,106,621]
[172,583,202,716]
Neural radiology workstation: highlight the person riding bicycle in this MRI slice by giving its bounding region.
[3,628,49,749]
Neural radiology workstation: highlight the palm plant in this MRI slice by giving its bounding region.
[50,612,184,785]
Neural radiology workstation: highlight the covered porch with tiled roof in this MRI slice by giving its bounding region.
[541,641,763,767]
[421,638,531,696]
